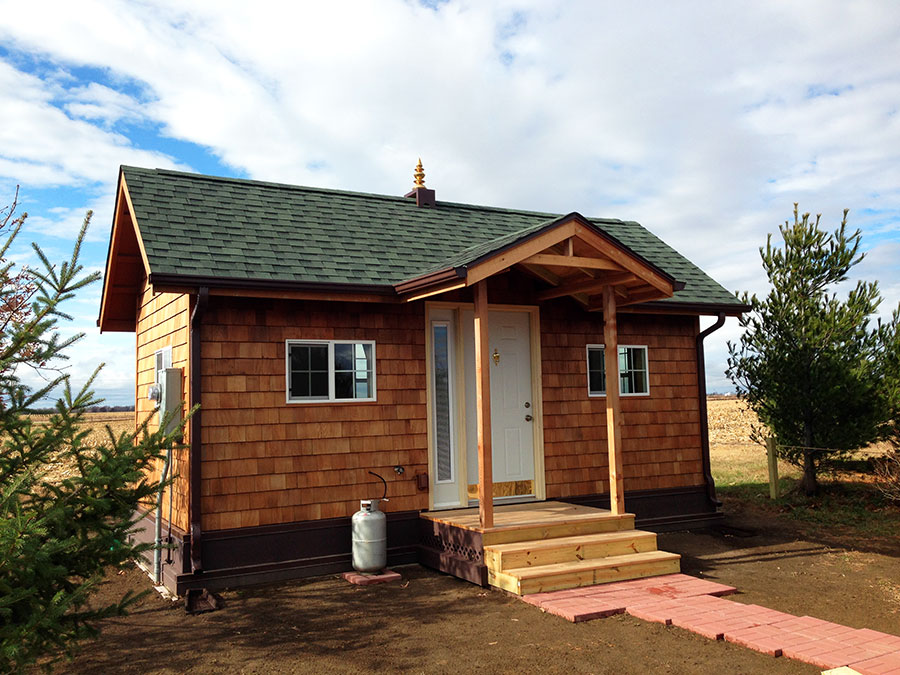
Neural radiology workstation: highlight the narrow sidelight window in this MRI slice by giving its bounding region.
[432,322,454,483]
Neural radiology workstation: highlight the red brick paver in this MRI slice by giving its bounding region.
[341,569,402,585]
[518,573,900,673]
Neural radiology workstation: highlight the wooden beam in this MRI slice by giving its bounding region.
[466,221,578,286]
[519,263,562,287]
[603,285,625,516]
[573,224,676,296]
[401,281,466,302]
[473,280,494,529]
[616,287,671,308]
[536,272,636,302]
[522,254,625,271]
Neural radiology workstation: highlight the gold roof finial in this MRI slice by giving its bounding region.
[413,158,426,189]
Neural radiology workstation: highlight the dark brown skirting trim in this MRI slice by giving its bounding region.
[132,485,721,594]
[175,547,419,594]
[133,510,421,595]
[129,512,190,592]
[560,484,723,532]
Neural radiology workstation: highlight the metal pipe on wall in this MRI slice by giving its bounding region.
[189,286,209,573]
[696,312,727,507]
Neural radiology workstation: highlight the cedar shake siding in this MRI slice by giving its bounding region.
[135,281,191,531]
[541,308,702,498]
[198,298,429,531]
[194,291,703,532]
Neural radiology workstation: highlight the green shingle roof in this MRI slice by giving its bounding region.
[120,166,743,309]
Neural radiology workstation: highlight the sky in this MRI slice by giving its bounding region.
[0,0,899,405]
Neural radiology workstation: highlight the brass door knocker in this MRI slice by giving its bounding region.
[492,349,500,365]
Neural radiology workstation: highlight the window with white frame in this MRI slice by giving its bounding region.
[586,344,649,396]
[286,340,376,402]
[154,346,172,385]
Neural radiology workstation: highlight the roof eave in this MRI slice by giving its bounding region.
[149,272,399,297]
[392,267,466,295]
[620,300,751,316]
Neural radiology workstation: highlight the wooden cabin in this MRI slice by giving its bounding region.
[99,163,746,596]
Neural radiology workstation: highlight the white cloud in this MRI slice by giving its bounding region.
[0,0,898,399]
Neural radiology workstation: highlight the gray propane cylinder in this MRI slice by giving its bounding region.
[351,499,387,572]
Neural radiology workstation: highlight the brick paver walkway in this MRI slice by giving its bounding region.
[520,574,900,674]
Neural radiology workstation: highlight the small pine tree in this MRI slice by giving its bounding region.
[727,204,899,496]
[0,191,178,671]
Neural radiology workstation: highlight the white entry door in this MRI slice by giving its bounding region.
[463,309,535,501]
[428,307,537,509]
[487,311,535,492]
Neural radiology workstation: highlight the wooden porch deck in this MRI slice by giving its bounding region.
[419,501,680,593]
[420,501,631,539]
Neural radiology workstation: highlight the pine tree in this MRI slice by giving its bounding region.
[727,204,898,496]
[0,191,178,671]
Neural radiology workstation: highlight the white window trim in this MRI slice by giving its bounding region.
[585,343,650,398]
[285,339,377,404]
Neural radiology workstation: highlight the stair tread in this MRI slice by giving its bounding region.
[484,529,656,554]
[503,550,681,579]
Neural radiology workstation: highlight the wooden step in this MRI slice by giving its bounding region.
[484,530,658,571]
[481,513,636,546]
[488,550,682,595]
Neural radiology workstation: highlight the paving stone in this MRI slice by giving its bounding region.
[341,570,402,586]
[850,651,900,675]
[515,572,900,674]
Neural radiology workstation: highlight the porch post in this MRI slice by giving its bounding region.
[603,285,626,515]
[473,280,494,529]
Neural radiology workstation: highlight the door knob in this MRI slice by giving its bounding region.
[524,401,531,408]
[525,414,533,422]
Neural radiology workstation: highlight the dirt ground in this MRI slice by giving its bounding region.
[56,402,899,674]
[61,511,899,675]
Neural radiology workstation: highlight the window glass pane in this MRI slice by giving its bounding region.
[588,369,605,395]
[291,345,309,371]
[588,347,606,395]
[311,371,329,397]
[290,344,329,399]
[632,373,647,394]
[310,345,328,371]
[291,371,310,398]
[620,371,633,394]
[334,371,353,399]
[433,325,452,482]
[334,343,353,371]
[354,371,372,399]
[631,347,646,370]
[618,348,628,371]
[588,347,604,372]
[355,343,372,369]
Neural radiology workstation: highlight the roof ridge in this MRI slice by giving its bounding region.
[119,165,630,223]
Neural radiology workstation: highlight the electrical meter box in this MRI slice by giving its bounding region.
[152,367,183,436]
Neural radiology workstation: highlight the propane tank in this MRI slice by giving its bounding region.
[352,498,387,572]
